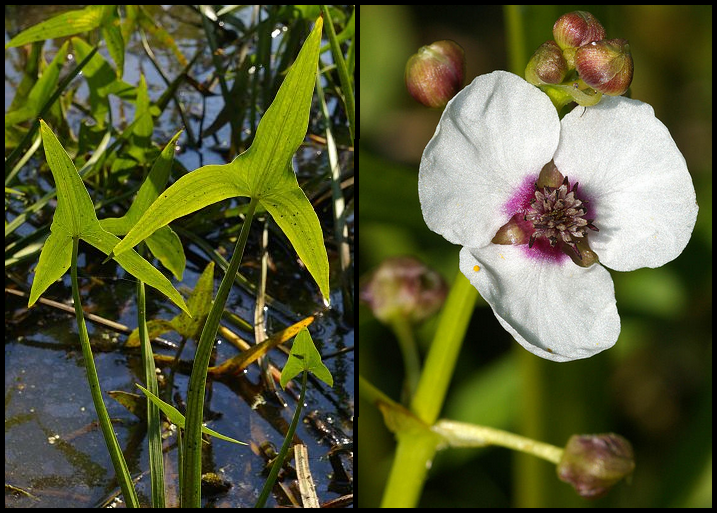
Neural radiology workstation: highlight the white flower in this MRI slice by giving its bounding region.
[419,70,698,362]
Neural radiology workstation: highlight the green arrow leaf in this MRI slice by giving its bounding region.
[29,120,189,315]
[108,17,329,302]
[280,327,333,389]
[135,384,246,445]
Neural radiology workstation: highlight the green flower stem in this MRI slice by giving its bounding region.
[255,370,308,508]
[381,271,478,507]
[432,419,564,463]
[70,237,140,508]
[380,429,442,508]
[181,197,259,508]
[410,271,478,425]
[389,316,421,402]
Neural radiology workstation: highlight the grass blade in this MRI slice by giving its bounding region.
[320,6,355,145]
[135,385,247,445]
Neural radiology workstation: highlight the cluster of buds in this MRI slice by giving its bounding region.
[526,11,633,104]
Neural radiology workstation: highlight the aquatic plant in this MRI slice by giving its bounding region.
[8,5,352,508]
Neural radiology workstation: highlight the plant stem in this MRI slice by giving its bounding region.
[410,271,478,425]
[390,316,421,402]
[70,237,139,507]
[181,198,259,508]
[380,271,478,507]
[432,420,564,464]
[255,371,308,507]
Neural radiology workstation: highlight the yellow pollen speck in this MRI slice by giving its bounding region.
[473,265,480,272]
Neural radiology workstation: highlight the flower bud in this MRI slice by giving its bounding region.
[359,256,447,324]
[525,41,568,86]
[405,40,465,108]
[553,11,606,50]
[575,38,634,96]
[557,433,635,499]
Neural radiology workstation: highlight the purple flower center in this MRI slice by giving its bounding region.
[524,176,598,259]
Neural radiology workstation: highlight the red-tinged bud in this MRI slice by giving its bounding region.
[525,41,569,86]
[553,11,606,50]
[359,256,447,324]
[557,433,635,500]
[405,40,465,108]
[575,38,634,96]
[553,11,607,69]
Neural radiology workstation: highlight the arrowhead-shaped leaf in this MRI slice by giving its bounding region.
[109,17,329,302]
[125,261,214,347]
[280,327,333,389]
[29,120,189,315]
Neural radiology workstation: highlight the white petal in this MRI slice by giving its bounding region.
[419,71,560,248]
[554,97,698,271]
[460,245,620,362]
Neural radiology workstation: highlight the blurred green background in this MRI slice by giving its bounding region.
[359,5,712,508]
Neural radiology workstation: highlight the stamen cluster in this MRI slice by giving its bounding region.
[524,176,598,258]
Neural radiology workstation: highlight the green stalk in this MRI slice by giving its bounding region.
[136,258,166,507]
[410,271,478,425]
[255,371,308,508]
[381,271,478,507]
[70,237,140,508]
[181,197,259,507]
